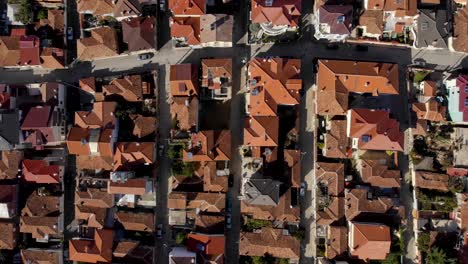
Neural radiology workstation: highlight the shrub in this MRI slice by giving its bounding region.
[417,232,430,252]
[413,71,430,83]
[175,232,187,245]
[13,0,32,24]
[244,219,271,231]
[37,8,48,19]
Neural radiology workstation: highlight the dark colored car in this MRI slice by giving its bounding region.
[228,174,234,187]
[138,52,154,60]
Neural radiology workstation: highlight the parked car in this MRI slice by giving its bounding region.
[300,182,306,197]
[226,213,232,229]
[156,224,163,238]
[159,0,166,11]
[158,144,165,157]
[67,27,73,40]
[228,174,234,187]
[226,198,232,213]
[138,52,153,60]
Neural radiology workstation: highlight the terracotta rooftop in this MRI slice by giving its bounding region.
[0,184,17,218]
[414,171,450,191]
[112,0,142,18]
[18,35,40,66]
[40,47,65,69]
[22,192,60,217]
[129,114,156,138]
[21,249,61,264]
[170,17,201,46]
[79,77,97,94]
[48,9,64,32]
[412,98,446,122]
[186,233,225,257]
[349,222,391,260]
[77,0,114,15]
[251,0,301,27]
[284,149,301,188]
[66,127,114,157]
[69,229,114,263]
[317,60,399,116]
[192,161,228,192]
[348,108,404,151]
[244,116,279,147]
[359,159,401,188]
[345,188,396,220]
[453,6,468,53]
[170,96,199,131]
[0,222,17,249]
[324,119,349,158]
[317,196,345,225]
[195,214,225,233]
[103,75,148,102]
[108,178,150,195]
[113,142,155,171]
[113,243,154,264]
[168,192,225,213]
[0,36,20,66]
[75,101,116,129]
[22,159,62,184]
[247,58,301,116]
[20,216,59,240]
[0,151,22,180]
[75,188,114,208]
[183,130,231,162]
[76,155,113,171]
[316,162,345,196]
[201,58,232,90]
[319,5,353,35]
[170,64,199,97]
[122,17,156,52]
[239,228,300,260]
[359,10,384,35]
[169,0,206,15]
[115,211,154,232]
[77,27,119,61]
[200,14,233,45]
[327,226,348,259]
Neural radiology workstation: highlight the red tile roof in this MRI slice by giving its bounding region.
[243,116,279,147]
[169,0,206,16]
[18,36,40,66]
[170,64,199,97]
[21,106,51,129]
[359,159,401,188]
[349,222,391,260]
[201,58,232,89]
[414,171,449,191]
[66,128,114,157]
[113,142,154,171]
[108,178,149,195]
[251,0,301,26]
[187,233,225,256]
[412,98,446,122]
[22,159,62,184]
[239,228,300,260]
[75,102,116,129]
[319,5,353,35]
[103,75,147,102]
[348,109,404,151]
[69,229,114,263]
[183,130,231,162]
[122,17,156,52]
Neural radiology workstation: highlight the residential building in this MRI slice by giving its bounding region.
[77,27,119,61]
[348,222,391,260]
[69,229,114,263]
[103,75,150,102]
[171,161,229,193]
[170,96,199,132]
[323,118,349,158]
[315,5,353,41]
[75,188,114,229]
[0,151,22,180]
[416,9,449,49]
[183,130,231,162]
[0,184,18,218]
[250,0,301,37]
[347,108,404,152]
[108,177,156,207]
[0,222,18,249]
[243,116,279,147]
[67,128,116,157]
[316,60,399,116]
[77,0,146,20]
[113,142,155,171]
[357,159,401,188]
[169,247,197,264]
[0,110,21,150]
[169,0,206,16]
[358,10,384,39]
[74,102,117,129]
[115,211,154,232]
[326,226,348,259]
[201,58,232,100]
[21,105,65,150]
[186,233,225,263]
[22,160,63,184]
[170,64,199,97]
[239,228,300,262]
[345,188,399,221]
[129,114,157,138]
[412,98,446,122]
[122,17,156,52]
[453,127,468,167]
[453,6,468,53]
[21,249,63,264]
[316,162,345,225]
[414,171,450,192]
[445,75,468,123]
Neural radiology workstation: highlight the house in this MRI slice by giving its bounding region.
[169,247,197,264]
[243,116,279,147]
[22,159,63,184]
[103,75,150,102]
[316,162,345,197]
[168,192,225,215]
[18,36,40,66]
[172,161,229,193]
[21,106,64,150]
[122,17,156,52]
[183,130,231,162]
[20,192,61,242]
[186,233,225,263]
[0,184,18,218]
[69,229,114,263]
[36,0,64,8]
[243,178,281,206]
[250,0,301,37]
[363,0,417,36]
[247,58,301,116]
[170,64,199,97]
[0,151,22,180]
[47,9,65,32]
[170,17,202,47]
[21,249,62,264]
[40,47,65,69]
[323,118,349,158]
[239,228,300,261]
[115,211,154,232]
[74,102,117,129]
[414,171,450,192]
[0,222,18,249]
[315,5,353,41]
[348,222,391,260]
[201,58,232,100]
[416,9,449,49]
[316,59,399,116]
[357,159,401,188]
[412,98,446,122]
[77,27,119,61]
[0,110,21,150]
[113,242,154,264]
[285,149,301,188]
[75,188,114,228]
[67,128,116,157]
[108,177,156,207]
[453,127,468,167]
[326,226,348,259]
[453,6,468,53]
[347,109,404,152]
[170,96,199,132]
[445,75,468,123]
[199,14,233,47]
[129,114,156,138]
[317,197,345,226]
[113,142,155,171]
[77,0,144,20]
[194,214,225,233]
[0,36,20,66]
[345,188,398,220]
[169,0,206,16]
[316,162,345,225]
[358,10,384,39]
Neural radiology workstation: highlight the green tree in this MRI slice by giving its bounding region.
[425,247,456,264]
[417,232,430,252]
[252,256,266,264]
[413,71,430,83]
[37,8,48,19]
[277,258,289,264]
[244,219,271,231]
[382,253,400,264]
[175,232,187,245]
[13,0,32,24]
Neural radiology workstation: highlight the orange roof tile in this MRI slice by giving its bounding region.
[187,233,225,256]
[243,116,279,147]
[77,27,118,61]
[170,64,199,97]
[323,119,349,158]
[183,130,231,162]
[248,58,301,116]
[0,222,17,249]
[108,178,149,195]
[348,109,404,151]
[345,188,396,220]
[317,60,399,116]
[251,0,301,26]
[75,101,116,129]
[316,162,345,196]
[66,128,114,156]
[169,0,206,15]
[113,142,154,171]
[103,75,146,102]
[327,226,348,259]
[349,222,391,260]
[414,171,450,191]
[115,211,154,232]
[412,98,446,122]
[201,58,232,89]
[170,96,199,131]
[239,228,300,260]
[69,229,114,263]
[453,7,468,53]
[359,159,401,188]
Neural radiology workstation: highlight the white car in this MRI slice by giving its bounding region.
[67,27,73,40]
